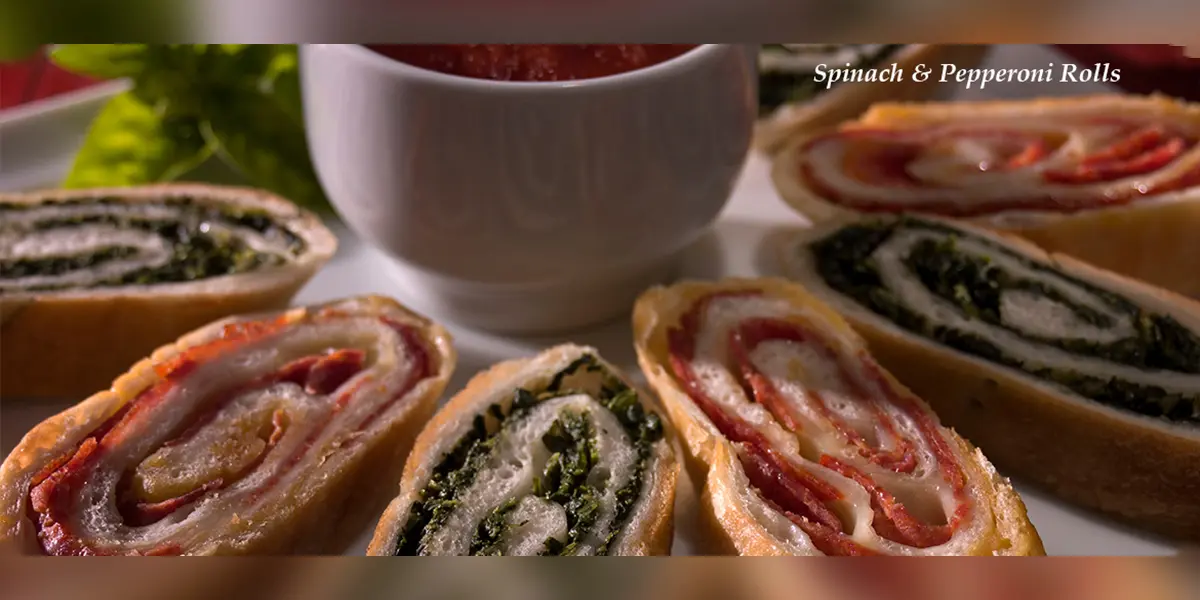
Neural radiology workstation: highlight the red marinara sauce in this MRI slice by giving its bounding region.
[364,44,698,82]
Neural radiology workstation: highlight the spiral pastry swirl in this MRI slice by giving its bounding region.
[773,95,1200,222]
[0,186,331,295]
[780,215,1200,539]
[770,95,1200,300]
[633,279,1042,555]
[369,345,677,556]
[0,295,455,555]
[0,184,337,399]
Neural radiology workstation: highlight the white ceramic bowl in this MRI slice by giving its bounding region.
[300,44,758,334]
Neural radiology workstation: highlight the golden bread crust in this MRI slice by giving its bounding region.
[367,344,678,556]
[777,216,1200,540]
[632,277,1043,555]
[0,295,455,555]
[0,184,338,398]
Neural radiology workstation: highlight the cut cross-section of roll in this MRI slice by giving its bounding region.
[0,295,455,555]
[0,184,337,398]
[777,214,1200,539]
[770,95,1200,298]
[368,344,677,556]
[632,278,1043,556]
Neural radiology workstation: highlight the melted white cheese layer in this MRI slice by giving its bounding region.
[0,201,299,292]
[871,228,1200,395]
[418,394,640,557]
[682,294,992,555]
[801,114,1200,208]
[60,315,425,554]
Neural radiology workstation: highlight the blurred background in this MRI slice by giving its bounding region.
[1,558,1196,599]
[7,44,1200,110]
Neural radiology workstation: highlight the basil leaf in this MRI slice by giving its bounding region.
[52,44,328,212]
[51,44,149,79]
[202,89,329,211]
[192,45,278,88]
[62,91,213,189]
[128,45,209,114]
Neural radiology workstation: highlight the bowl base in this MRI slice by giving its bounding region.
[381,253,682,335]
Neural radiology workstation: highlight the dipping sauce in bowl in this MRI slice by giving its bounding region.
[302,43,756,333]
[364,44,698,82]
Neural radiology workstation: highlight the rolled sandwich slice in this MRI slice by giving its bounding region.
[369,344,677,556]
[777,214,1200,538]
[0,184,337,398]
[770,95,1200,298]
[632,278,1043,556]
[0,295,455,555]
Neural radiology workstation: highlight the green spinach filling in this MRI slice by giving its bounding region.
[758,44,904,116]
[0,196,305,291]
[394,354,664,556]
[1,246,141,279]
[811,217,1200,422]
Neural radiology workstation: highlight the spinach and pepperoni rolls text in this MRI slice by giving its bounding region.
[755,45,990,156]
[0,295,455,555]
[0,184,336,398]
[770,95,1200,298]
[368,344,677,556]
[632,278,1042,556]
[778,214,1200,539]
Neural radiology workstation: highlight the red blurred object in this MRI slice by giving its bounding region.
[366,44,697,82]
[0,49,100,110]
[1055,45,1200,100]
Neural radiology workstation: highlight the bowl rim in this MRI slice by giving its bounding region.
[310,44,737,92]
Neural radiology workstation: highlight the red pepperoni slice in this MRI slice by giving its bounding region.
[798,119,1198,216]
[665,291,970,553]
[1045,126,1188,183]
[26,314,430,556]
[729,318,919,474]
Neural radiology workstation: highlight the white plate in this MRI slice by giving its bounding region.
[0,45,1177,556]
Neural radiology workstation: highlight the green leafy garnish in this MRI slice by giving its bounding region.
[51,44,149,79]
[62,92,213,188]
[470,498,522,556]
[49,44,330,212]
[535,412,601,556]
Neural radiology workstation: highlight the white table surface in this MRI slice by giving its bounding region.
[0,45,1179,556]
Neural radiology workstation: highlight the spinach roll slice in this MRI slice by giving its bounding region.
[778,214,1200,539]
[770,94,1200,298]
[0,184,336,398]
[0,295,455,555]
[368,344,677,556]
[632,278,1042,556]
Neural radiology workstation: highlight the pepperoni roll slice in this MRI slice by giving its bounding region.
[0,295,456,555]
[770,95,1200,298]
[0,184,337,399]
[632,278,1042,555]
[779,214,1200,539]
[369,344,677,556]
